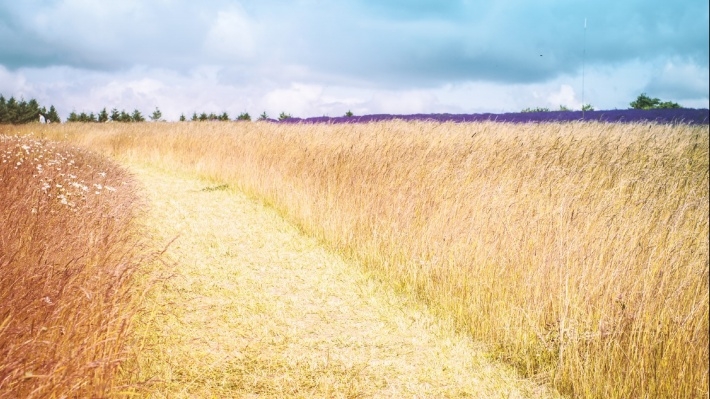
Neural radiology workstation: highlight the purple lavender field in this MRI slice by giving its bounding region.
[280,108,709,125]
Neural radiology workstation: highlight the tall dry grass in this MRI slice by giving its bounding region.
[21,120,709,398]
[0,132,150,398]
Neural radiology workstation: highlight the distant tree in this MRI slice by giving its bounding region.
[521,107,550,113]
[258,111,269,121]
[236,112,251,121]
[345,110,354,117]
[119,110,132,122]
[150,107,162,121]
[98,107,109,123]
[582,104,594,112]
[657,100,681,109]
[46,105,61,123]
[110,108,120,122]
[131,109,145,122]
[67,111,79,122]
[191,112,198,121]
[0,96,7,123]
[198,112,208,121]
[5,97,18,122]
[278,112,291,121]
[179,113,186,122]
[19,99,41,123]
[219,112,229,121]
[630,93,680,110]
[559,105,572,111]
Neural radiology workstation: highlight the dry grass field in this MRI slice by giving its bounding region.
[4,120,708,398]
[0,134,153,397]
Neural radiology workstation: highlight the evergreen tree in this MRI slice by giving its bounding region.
[278,112,291,121]
[46,105,61,123]
[150,107,162,121]
[179,113,186,122]
[236,112,251,121]
[6,97,18,123]
[0,96,8,123]
[219,112,229,121]
[131,109,145,122]
[98,108,109,123]
[110,108,121,122]
[258,111,269,121]
[67,111,79,122]
[119,110,132,122]
[19,99,41,123]
[191,112,198,121]
[199,112,208,121]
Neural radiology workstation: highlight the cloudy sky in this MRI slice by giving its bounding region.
[1,0,708,120]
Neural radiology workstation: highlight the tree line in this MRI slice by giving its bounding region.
[0,95,61,124]
[1,92,687,125]
[521,93,682,113]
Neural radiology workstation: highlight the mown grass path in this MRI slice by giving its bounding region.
[128,164,557,398]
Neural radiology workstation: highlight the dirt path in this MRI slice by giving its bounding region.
[128,164,557,398]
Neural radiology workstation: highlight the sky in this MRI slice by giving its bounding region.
[0,0,708,121]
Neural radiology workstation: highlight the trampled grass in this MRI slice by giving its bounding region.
[15,120,709,398]
[0,133,152,397]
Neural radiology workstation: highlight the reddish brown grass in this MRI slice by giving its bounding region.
[0,132,150,398]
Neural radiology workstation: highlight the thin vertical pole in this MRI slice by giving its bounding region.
[582,18,587,119]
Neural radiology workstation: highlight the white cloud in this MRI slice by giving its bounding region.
[646,59,710,100]
[204,7,257,61]
[546,85,581,110]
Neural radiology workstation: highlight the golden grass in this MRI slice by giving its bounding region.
[18,120,709,398]
[120,164,554,398]
[0,132,153,397]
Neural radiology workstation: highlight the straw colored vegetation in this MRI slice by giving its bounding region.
[118,164,552,397]
[14,120,709,398]
[0,133,151,397]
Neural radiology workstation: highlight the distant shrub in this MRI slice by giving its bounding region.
[630,93,681,109]
[521,107,551,113]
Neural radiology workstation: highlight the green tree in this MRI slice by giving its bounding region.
[46,105,61,123]
[278,112,291,121]
[191,112,198,121]
[658,100,681,109]
[119,110,132,122]
[219,112,229,121]
[67,111,79,122]
[19,99,41,123]
[630,93,681,110]
[559,105,571,111]
[98,107,109,123]
[258,111,269,121]
[198,112,208,121]
[179,113,186,122]
[236,112,251,121]
[345,110,354,117]
[5,97,18,123]
[0,96,7,123]
[131,109,145,122]
[582,104,594,111]
[521,107,550,113]
[150,107,162,121]
[110,108,120,122]
[630,93,660,109]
